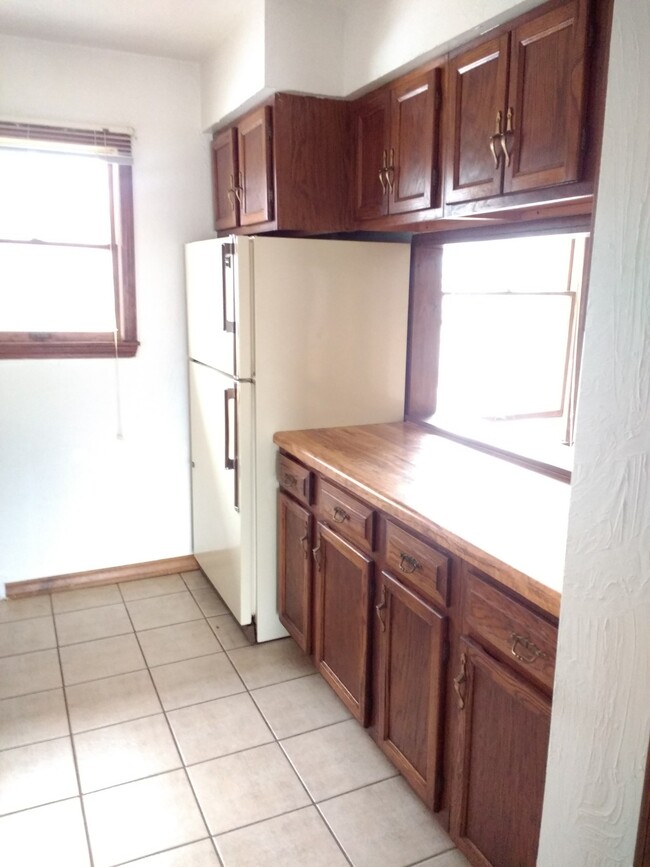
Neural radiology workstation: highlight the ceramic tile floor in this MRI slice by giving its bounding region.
[0,570,471,867]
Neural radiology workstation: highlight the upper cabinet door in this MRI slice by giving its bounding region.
[445,34,510,205]
[353,88,391,221]
[389,68,440,215]
[504,0,588,193]
[212,127,239,231]
[238,105,274,227]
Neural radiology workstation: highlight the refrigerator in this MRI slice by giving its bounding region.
[186,235,411,643]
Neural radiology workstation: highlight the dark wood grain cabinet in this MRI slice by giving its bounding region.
[445,0,590,207]
[353,67,441,222]
[211,93,352,235]
[277,491,312,653]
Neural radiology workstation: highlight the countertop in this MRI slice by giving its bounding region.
[273,422,570,618]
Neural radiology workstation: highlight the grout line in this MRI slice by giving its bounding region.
[50,593,97,867]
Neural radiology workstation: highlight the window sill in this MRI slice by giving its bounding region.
[0,339,139,359]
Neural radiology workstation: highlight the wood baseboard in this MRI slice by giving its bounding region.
[5,555,200,598]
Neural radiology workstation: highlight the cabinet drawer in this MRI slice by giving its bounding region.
[276,454,312,506]
[384,521,449,608]
[464,570,557,692]
[318,479,375,551]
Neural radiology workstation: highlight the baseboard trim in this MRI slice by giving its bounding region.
[5,555,200,598]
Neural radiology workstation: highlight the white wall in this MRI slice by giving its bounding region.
[538,1,650,862]
[0,35,213,586]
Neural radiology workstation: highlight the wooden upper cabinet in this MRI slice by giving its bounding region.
[237,105,274,227]
[354,67,440,222]
[445,0,589,205]
[211,127,239,231]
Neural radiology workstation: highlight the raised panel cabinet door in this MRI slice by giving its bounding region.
[211,127,239,231]
[237,105,274,227]
[504,0,589,193]
[376,571,447,808]
[313,523,373,725]
[389,68,440,215]
[451,637,551,867]
[277,491,312,654]
[353,88,391,221]
[445,33,510,204]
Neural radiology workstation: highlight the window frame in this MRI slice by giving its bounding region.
[0,122,138,359]
[405,216,593,482]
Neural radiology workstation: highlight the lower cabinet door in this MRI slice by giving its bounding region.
[376,571,447,809]
[451,636,551,867]
[313,523,373,725]
[277,491,312,653]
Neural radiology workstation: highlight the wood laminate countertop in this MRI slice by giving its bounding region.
[274,422,570,618]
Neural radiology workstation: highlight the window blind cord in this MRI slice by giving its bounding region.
[112,322,124,440]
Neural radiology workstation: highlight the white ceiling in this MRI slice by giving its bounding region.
[0,0,286,62]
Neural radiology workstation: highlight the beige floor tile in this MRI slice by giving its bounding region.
[51,584,121,613]
[0,615,56,657]
[123,839,220,866]
[0,648,62,699]
[0,688,69,750]
[319,776,453,867]
[138,619,222,668]
[188,742,310,835]
[55,602,132,646]
[216,806,349,867]
[181,570,211,591]
[207,613,250,650]
[414,851,472,867]
[190,586,228,617]
[60,632,145,685]
[252,672,351,738]
[150,653,244,711]
[83,769,207,867]
[0,798,90,867]
[74,713,181,793]
[0,736,78,815]
[119,574,186,601]
[282,718,397,801]
[168,693,273,765]
[227,637,315,689]
[66,669,161,733]
[0,594,52,623]
[126,591,202,631]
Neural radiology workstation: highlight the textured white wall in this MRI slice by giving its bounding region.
[538,1,650,862]
[0,35,213,585]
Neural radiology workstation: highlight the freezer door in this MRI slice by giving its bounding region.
[189,361,253,625]
[185,238,239,376]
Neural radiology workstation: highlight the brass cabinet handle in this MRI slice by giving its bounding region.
[510,632,546,665]
[282,472,298,490]
[453,652,467,710]
[234,170,243,205]
[378,149,388,193]
[489,110,503,169]
[299,532,309,555]
[399,552,422,574]
[333,506,350,524]
[386,147,395,192]
[227,174,236,210]
[312,543,321,568]
[500,106,514,166]
[376,587,387,631]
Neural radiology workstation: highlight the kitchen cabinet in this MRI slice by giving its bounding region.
[313,522,373,725]
[211,93,352,235]
[353,67,441,222]
[445,0,589,206]
[451,569,557,867]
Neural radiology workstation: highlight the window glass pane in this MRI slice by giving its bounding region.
[0,243,115,332]
[0,151,111,244]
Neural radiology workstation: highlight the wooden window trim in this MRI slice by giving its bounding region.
[0,127,137,360]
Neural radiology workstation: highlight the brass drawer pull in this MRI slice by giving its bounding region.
[510,632,547,665]
[333,506,350,524]
[399,552,422,574]
[453,653,467,710]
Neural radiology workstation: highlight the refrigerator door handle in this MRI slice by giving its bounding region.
[224,387,236,471]
[221,242,236,335]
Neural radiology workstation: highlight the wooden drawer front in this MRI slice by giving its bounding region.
[465,571,557,692]
[277,454,311,506]
[384,521,449,608]
[318,479,375,551]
